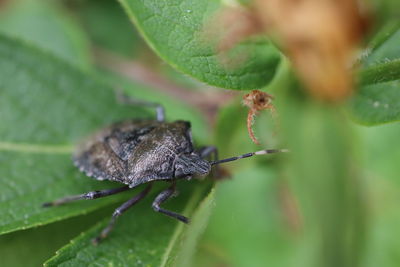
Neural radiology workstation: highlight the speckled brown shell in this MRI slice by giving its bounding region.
[73,120,194,188]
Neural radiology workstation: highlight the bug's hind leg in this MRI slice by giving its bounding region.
[152,183,189,224]
[92,183,153,245]
[42,185,130,207]
[116,89,165,122]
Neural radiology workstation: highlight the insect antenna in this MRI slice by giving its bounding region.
[210,149,289,166]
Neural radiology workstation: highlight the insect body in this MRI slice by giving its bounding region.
[43,96,286,244]
[74,119,210,188]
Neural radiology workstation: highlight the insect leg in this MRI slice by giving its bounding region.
[92,183,153,245]
[116,89,165,122]
[197,146,218,161]
[42,185,130,207]
[152,183,189,224]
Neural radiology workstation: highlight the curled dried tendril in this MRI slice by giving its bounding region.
[242,90,276,145]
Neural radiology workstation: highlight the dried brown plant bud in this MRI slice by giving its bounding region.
[242,90,276,144]
[254,0,370,101]
[207,0,370,101]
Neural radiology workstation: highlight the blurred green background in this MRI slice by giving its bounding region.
[0,0,399,266]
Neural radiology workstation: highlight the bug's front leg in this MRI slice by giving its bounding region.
[196,146,218,161]
[42,185,130,207]
[92,183,153,245]
[152,182,189,224]
[115,88,165,122]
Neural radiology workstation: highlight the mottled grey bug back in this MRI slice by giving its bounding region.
[73,120,195,187]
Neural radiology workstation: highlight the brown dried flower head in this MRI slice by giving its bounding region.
[254,0,370,101]
[208,0,370,101]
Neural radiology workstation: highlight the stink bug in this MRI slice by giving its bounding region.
[43,95,287,244]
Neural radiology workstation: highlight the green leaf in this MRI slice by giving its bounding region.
[356,123,400,184]
[44,183,213,266]
[118,0,281,90]
[364,21,400,58]
[350,24,400,125]
[359,59,400,86]
[350,80,400,125]
[370,0,400,21]
[0,34,155,235]
[197,166,292,267]
[356,123,400,267]
[279,92,367,267]
[165,187,215,267]
[0,207,113,267]
[0,0,91,69]
[74,0,142,58]
[214,101,252,157]
[0,151,132,235]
